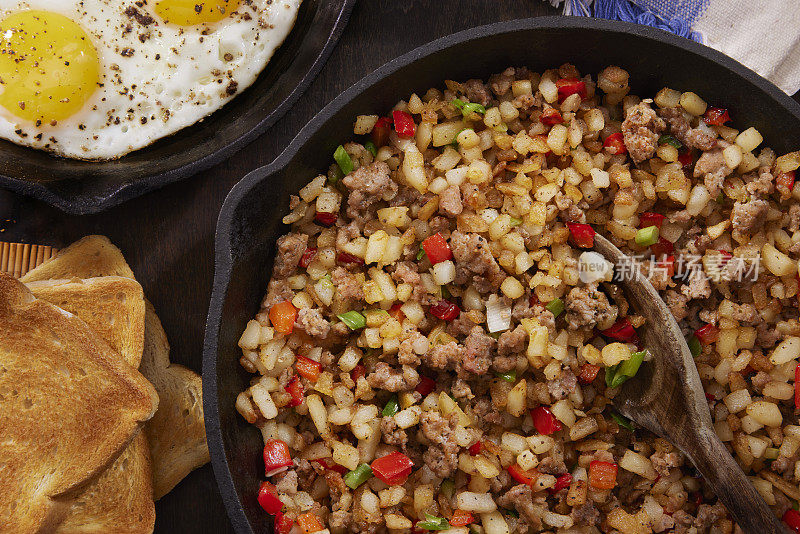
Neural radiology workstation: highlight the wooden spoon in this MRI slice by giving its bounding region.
[592,233,789,534]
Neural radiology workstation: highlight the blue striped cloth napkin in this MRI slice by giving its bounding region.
[552,0,800,94]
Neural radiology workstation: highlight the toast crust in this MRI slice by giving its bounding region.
[0,274,158,534]
[21,236,135,282]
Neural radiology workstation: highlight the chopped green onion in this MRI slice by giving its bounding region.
[509,217,523,227]
[611,412,634,431]
[658,135,682,149]
[441,285,450,299]
[610,372,629,388]
[417,514,449,531]
[338,311,366,330]
[382,396,399,417]
[618,350,646,378]
[635,225,660,247]
[688,336,702,358]
[793,501,799,511]
[451,128,466,147]
[451,98,486,118]
[417,247,427,261]
[364,141,378,157]
[334,145,354,176]
[765,447,780,460]
[605,364,618,388]
[343,464,372,489]
[496,370,517,382]
[329,163,343,184]
[545,298,565,318]
[441,479,455,499]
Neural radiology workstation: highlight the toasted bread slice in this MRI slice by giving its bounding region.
[25,276,155,533]
[27,277,146,368]
[25,235,209,499]
[0,274,158,534]
[141,301,209,499]
[21,235,134,282]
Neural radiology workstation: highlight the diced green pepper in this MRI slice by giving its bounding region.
[452,98,466,110]
[441,285,450,299]
[610,372,630,388]
[364,141,378,157]
[343,464,372,489]
[334,145,354,176]
[441,479,455,499]
[417,514,449,531]
[658,135,682,149]
[417,247,427,261]
[383,396,399,417]
[546,298,565,318]
[610,412,634,431]
[329,163,343,184]
[688,336,702,358]
[496,370,517,382]
[605,364,619,388]
[635,225,660,247]
[337,311,366,330]
[618,350,646,378]
[509,217,523,227]
[451,98,486,118]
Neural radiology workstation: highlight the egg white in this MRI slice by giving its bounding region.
[0,0,300,160]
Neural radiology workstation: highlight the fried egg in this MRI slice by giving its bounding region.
[0,0,300,160]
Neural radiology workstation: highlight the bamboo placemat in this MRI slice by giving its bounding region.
[0,242,58,279]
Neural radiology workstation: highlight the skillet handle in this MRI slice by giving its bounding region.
[682,426,789,534]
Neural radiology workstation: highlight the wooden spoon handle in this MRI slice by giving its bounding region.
[683,426,789,533]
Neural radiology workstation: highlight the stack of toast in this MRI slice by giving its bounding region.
[0,236,209,533]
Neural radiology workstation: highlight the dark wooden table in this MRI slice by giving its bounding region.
[0,1,558,531]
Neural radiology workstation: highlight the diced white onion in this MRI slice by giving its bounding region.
[486,294,511,333]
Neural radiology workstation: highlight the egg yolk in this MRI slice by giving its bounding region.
[154,0,241,26]
[0,11,100,124]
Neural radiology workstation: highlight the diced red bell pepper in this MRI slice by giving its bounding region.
[578,363,600,385]
[703,106,731,126]
[777,171,797,195]
[422,233,453,264]
[784,508,800,533]
[705,393,716,402]
[274,512,294,534]
[650,237,674,258]
[314,211,337,227]
[659,255,675,278]
[678,149,694,169]
[693,491,704,506]
[263,439,293,477]
[350,364,366,382]
[389,302,405,322]
[603,132,627,155]
[295,355,321,383]
[269,300,297,335]
[313,457,348,474]
[717,250,733,265]
[415,375,436,396]
[468,441,483,455]
[556,78,587,101]
[694,324,719,345]
[531,406,563,435]
[795,364,800,410]
[566,222,595,248]
[589,460,618,490]
[601,317,639,344]
[258,481,284,514]
[449,510,474,527]
[549,473,572,494]
[392,110,416,138]
[370,451,414,485]
[297,512,324,533]
[285,375,303,407]
[372,116,392,147]
[336,251,364,265]
[639,212,665,229]
[299,247,317,268]
[540,107,563,126]
[430,300,460,321]
[508,463,539,486]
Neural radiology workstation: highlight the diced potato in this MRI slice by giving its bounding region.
[238,320,262,350]
[354,114,379,135]
[456,492,497,513]
[654,87,681,108]
[506,379,527,417]
[332,440,360,471]
[432,121,465,147]
[723,388,751,413]
[746,400,783,427]
[619,449,657,480]
[306,394,330,437]
[736,127,763,153]
[770,337,800,365]
[762,243,796,277]
[679,91,707,116]
[365,231,389,265]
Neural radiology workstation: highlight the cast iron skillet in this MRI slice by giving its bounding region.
[204,17,800,534]
[0,0,355,215]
